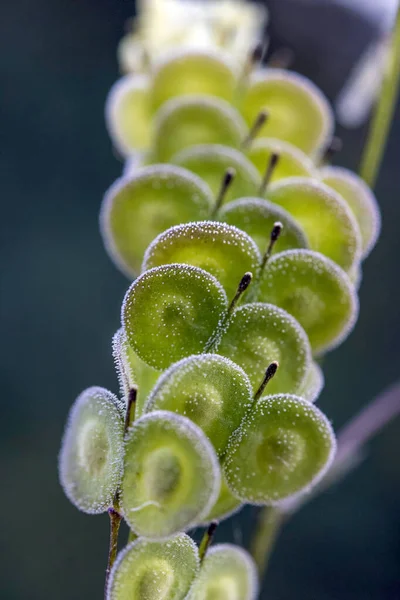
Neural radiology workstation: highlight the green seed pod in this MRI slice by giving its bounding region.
[223,394,336,504]
[142,221,261,299]
[186,544,258,600]
[219,197,309,255]
[154,96,247,162]
[298,361,325,403]
[320,166,381,258]
[239,69,333,156]
[121,411,220,539]
[255,249,359,355]
[122,265,228,370]
[100,165,213,277]
[105,75,152,156]
[246,137,316,182]
[144,354,253,456]
[268,177,362,272]
[172,144,261,206]
[112,328,161,418]
[150,49,237,111]
[200,475,243,525]
[216,303,311,396]
[348,262,363,290]
[107,534,199,600]
[59,387,124,514]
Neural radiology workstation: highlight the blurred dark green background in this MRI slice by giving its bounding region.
[1,0,399,598]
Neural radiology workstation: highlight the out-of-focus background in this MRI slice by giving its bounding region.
[1,0,399,598]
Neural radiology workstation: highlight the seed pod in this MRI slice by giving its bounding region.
[122,264,228,370]
[154,96,247,162]
[246,137,316,181]
[142,221,261,299]
[298,361,325,403]
[112,329,161,417]
[121,411,220,539]
[320,166,381,258]
[105,75,152,156]
[255,249,359,355]
[172,144,261,206]
[199,475,243,525]
[107,534,199,600]
[186,544,258,600]
[268,177,362,272]
[224,394,336,504]
[219,197,309,255]
[100,165,213,277]
[150,49,237,111]
[239,69,333,156]
[59,387,124,514]
[216,303,311,396]
[145,354,253,456]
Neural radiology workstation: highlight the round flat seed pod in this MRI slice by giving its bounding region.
[100,165,213,277]
[239,69,333,156]
[154,96,247,162]
[219,197,309,255]
[59,387,124,514]
[122,264,228,371]
[268,177,362,272]
[150,49,237,111]
[246,137,316,182]
[186,544,258,600]
[121,411,220,539]
[112,329,161,418]
[255,249,359,355]
[142,221,261,299]
[107,534,199,600]
[298,361,325,403]
[144,354,253,456]
[216,303,311,396]
[320,166,381,258]
[224,394,336,504]
[199,475,243,525]
[105,75,152,156]
[172,144,261,206]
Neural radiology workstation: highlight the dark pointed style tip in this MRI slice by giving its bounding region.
[267,361,279,376]
[271,222,283,242]
[239,272,253,293]
[252,41,267,64]
[225,167,236,184]
[270,152,280,168]
[208,520,219,535]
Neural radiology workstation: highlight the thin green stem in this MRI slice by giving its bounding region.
[104,508,122,598]
[199,521,218,562]
[250,507,284,579]
[359,7,400,188]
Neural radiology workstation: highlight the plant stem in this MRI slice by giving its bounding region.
[359,6,400,188]
[104,507,122,598]
[198,521,218,562]
[250,507,284,579]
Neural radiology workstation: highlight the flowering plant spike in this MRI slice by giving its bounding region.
[57,1,400,598]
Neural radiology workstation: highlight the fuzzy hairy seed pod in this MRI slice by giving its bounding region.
[255,249,359,355]
[223,394,336,505]
[216,302,312,396]
[59,387,124,514]
[150,48,238,111]
[122,264,228,370]
[268,177,362,272]
[239,69,334,156]
[144,354,253,456]
[298,361,325,403]
[172,144,261,206]
[186,544,258,600]
[112,328,161,418]
[121,411,221,539]
[219,196,309,255]
[320,165,381,258]
[105,75,152,156]
[100,164,213,277]
[142,221,261,299]
[246,137,316,182]
[153,96,247,162]
[107,534,199,600]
